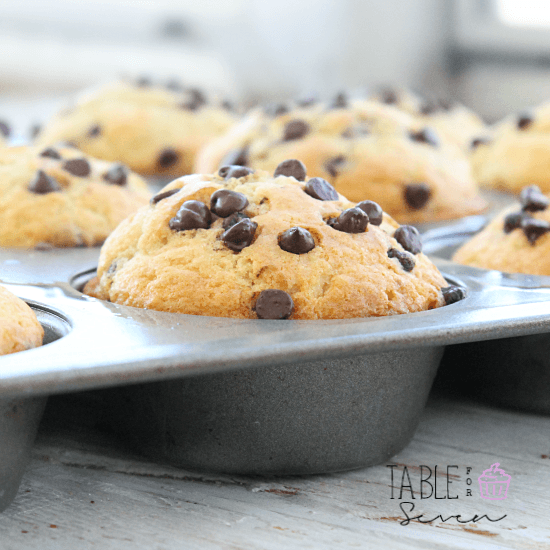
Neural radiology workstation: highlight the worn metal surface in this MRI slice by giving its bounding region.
[2,236,550,477]
[0,307,66,512]
[424,220,550,414]
[105,347,442,475]
[0,396,45,513]
[1,245,550,400]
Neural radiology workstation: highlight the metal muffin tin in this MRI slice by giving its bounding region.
[0,306,68,512]
[3,239,550,507]
[423,216,550,414]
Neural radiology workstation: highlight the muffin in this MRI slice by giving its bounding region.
[85,161,464,319]
[0,285,43,355]
[471,104,550,194]
[0,145,150,248]
[36,80,236,177]
[371,87,487,153]
[453,184,550,274]
[195,97,486,224]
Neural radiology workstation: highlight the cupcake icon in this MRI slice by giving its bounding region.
[478,463,511,500]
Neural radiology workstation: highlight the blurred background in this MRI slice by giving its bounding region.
[3,0,550,132]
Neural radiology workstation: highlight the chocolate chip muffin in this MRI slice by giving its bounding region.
[371,87,486,153]
[84,161,463,319]
[470,105,550,194]
[36,80,236,178]
[0,145,150,248]
[195,98,486,225]
[453,185,550,274]
[0,285,43,355]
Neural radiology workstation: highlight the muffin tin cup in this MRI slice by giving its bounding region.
[102,346,443,476]
[423,219,550,414]
[3,247,550,479]
[0,395,46,512]
[0,305,69,512]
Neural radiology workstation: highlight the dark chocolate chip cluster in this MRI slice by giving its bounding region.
[28,148,131,195]
[386,225,422,272]
[166,176,256,252]
[162,159,456,318]
[503,185,550,244]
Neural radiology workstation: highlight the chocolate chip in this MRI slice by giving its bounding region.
[157,148,179,169]
[471,137,491,150]
[180,88,206,111]
[517,112,533,130]
[218,165,254,180]
[30,124,41,139]
[220,146,249,168]
[304,177,338,201]
[88,124,101,138]
[521,218,550,244]
[63,158,91,177]
[441,285,466,305]
[520,185,549,212]
[283,119,310,141]
[222,211,249,229]
[278,227,315,254]
[136,76,152,87]
[404,183,432,210]
[169,200,211,231]
[40,147,61,160]
[264,103,289,117]
[503,211,528,233]
[380,88,398,105]
[330,92,348,109]
[387,248,415,272]
[356,200,383,225]
[221,100,234,111]
[151,188,179,205]
[0,121,11,138]
[274,159,307,181]
[221,218,257,251]
[210,189,249,217]
[324,155,346,178]
[28,170,61,194]
[328,207,369,233]
[103,164,128,186]
[394,225,422,254]
[255,289,294,319]
[409,127,439,147]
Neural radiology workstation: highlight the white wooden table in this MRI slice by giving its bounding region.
[0,395,548,550]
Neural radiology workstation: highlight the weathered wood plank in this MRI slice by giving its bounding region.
[0,397,548,550]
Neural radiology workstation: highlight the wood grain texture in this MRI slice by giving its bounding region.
[0,396,549,550]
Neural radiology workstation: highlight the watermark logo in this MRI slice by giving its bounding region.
[385,463,509,525]
[478,463,511,500]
